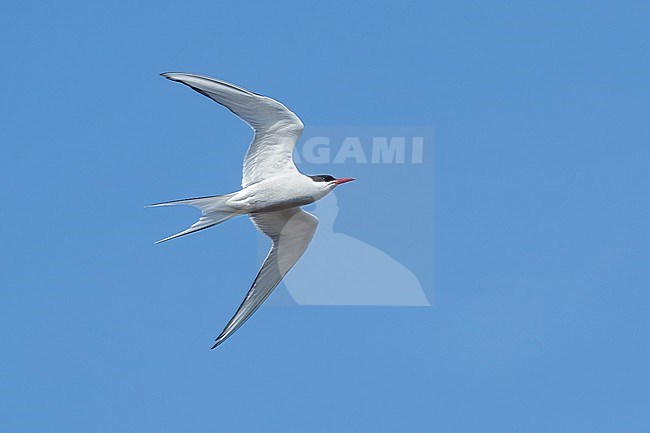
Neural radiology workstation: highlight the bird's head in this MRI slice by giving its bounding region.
[308,174,356,191]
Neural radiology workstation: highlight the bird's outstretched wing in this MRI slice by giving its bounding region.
[212,208,318,348]
[161,73,304,188]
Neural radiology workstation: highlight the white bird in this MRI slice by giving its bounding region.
[150,73,355,348]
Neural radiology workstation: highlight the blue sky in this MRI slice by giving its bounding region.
[1,1,649,432]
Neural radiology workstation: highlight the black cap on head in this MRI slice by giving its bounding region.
[308,174,336,182]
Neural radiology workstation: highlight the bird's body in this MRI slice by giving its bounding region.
[227,172,334,213]
[150,73,354,348]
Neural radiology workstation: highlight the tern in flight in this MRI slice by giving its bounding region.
[150,73,355,348]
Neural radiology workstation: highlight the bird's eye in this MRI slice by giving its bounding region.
[308,175,335,182]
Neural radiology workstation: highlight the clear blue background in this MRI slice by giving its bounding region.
[1,1,649,432]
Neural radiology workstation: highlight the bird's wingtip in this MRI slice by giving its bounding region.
[211,333,228,349]
[160,72,181,80]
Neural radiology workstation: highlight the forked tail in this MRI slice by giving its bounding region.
[148,193,239,243]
